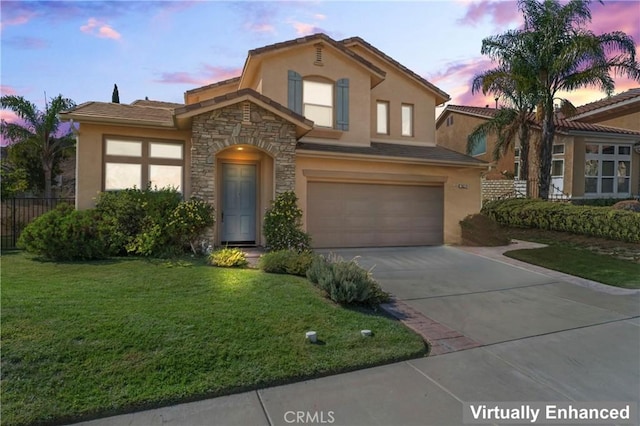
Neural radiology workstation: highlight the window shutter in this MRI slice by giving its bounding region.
[288,70,302,114]
[336,78,349,131]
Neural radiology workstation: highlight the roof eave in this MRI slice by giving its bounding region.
[59,112,176,129]
[295,147,490,168]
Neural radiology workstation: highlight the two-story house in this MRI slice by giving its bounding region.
[436,88,640,201]
[60,33,488,248]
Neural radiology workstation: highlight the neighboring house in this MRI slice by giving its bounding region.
[60,33,488,248]
[436,88,640,200]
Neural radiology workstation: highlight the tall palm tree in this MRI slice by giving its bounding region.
[1,94,76,197]
[480,0,640,199]
[469,65,537,185]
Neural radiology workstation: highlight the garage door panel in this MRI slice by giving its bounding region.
[307,182,443,248]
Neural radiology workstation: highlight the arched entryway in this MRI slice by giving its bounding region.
[216,145,274,246]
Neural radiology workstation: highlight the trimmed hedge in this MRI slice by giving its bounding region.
[481,198,640,243]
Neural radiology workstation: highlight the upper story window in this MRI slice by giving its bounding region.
[376,101,389,134]
[401,104,413,136]
[303,80,333,128]
[469,134,487,156]
[552,144,565,155]
[288,70,349,131]
[104,138,184,192]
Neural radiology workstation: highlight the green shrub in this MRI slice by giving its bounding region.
[306,254,389,306]
[17,204,111,260]
[571,198,634,207]
[209,247,248,268]
[96,187,214,257]
[259,250,314,276]
[482,198,640,243]
[459,213,511,246]
[263,191,311,252]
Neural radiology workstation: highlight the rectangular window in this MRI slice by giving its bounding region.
[470,134,487,156]
[514,161,520,179]
[552,144,565,155]
[514,147,521,158]
[104,138,184,192]
[584,143,631,195]
[401,104,413,136]
[105,163,141,190]
[303,80,333,127]
[106,140,142,157]
[376,101,389,134]
[552,160,564,177]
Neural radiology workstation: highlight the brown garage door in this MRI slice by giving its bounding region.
[307,182,444,248]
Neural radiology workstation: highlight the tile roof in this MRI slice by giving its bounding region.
[341,36,450,103]
[572,88,640,116]
[174,88,313,127]
[60,102,175,127]
[184,77,241,95]
[130,99,184,108]
[441,104,640,137]
[555,119,640,136]
[296,141,488,166]
[248,33,386,78]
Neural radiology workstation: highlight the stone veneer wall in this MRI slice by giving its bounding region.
[190,102,298,243]
[481,178,515,202]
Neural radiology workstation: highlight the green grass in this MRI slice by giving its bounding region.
[505,245,640,289]
[1,252,425,426]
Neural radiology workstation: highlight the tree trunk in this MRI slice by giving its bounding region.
[538,105,555,200]
[518,124,530,183]
[43,162,53,198]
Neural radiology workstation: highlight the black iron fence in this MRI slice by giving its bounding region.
[1,198,75,249]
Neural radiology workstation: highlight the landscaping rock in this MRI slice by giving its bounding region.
[612,200,640,212]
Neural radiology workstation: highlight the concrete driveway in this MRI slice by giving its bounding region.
[75,246,640,426]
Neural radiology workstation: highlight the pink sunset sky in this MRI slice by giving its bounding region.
[1,0,639,137]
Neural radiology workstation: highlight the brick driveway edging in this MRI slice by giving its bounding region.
[380,298,481,356]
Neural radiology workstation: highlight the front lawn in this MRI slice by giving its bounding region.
[503,229,640,289]
[1,252,425,426]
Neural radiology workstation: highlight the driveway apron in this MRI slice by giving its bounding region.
[327,246,638,345]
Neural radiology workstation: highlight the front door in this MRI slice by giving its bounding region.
[221,164,256,244]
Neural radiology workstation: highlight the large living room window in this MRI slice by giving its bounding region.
[104,138,184,191]
[584,143,631,196]
[303,80,333,128]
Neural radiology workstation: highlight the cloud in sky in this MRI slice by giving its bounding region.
[0,11,37,30]
[291,21,325,36]
[155,65,242,86]
[232,2,279,34]
[458,0,521,27]
[0,85,18,96]
[80,18,121,40]
[4,36,49,50]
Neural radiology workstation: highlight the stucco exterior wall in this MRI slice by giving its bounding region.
[75,124,191,209]
[249,45,372,146]
[294,154,483,245]
[348,45,437,145]
[185,80,239,104]
[436,112,515,180]
[582,108,640,131]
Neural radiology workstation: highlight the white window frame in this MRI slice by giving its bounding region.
[303,79,333,128]
[376,101,389,135]
[401,104,414,137]
[584,142,632,196]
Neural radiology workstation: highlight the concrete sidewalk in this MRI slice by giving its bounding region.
[73,244,640,426]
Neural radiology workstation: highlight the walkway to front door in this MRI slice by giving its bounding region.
[221,163,256,244]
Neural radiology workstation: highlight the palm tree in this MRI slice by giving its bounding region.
[1,94,76,197]
[480,0,640,199]
[468,65,537,186]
